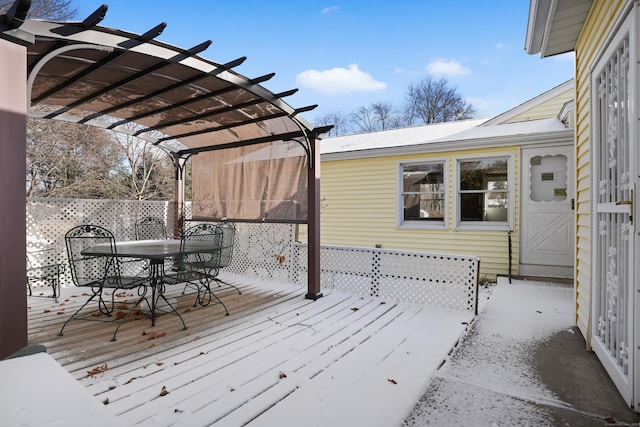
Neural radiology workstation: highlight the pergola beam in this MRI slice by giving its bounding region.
[155,110,290,144]
[50,4,108,36]
[34,22,167,105]
[79,56,247,124]
[175,130,308,157]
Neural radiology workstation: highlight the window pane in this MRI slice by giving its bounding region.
[459,158,509,223]
[403,193,445,220]
[460,159,507,190]
[402,162,445,222]
[488,191,508,207]
[403,163,443,191]
[460,193,484,220]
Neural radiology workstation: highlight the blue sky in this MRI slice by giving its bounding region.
[77,1,574,124]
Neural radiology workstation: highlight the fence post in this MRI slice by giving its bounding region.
[370,249,380,297]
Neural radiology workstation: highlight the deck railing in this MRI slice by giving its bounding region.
[27,198,479,314]
[291,244,479,313]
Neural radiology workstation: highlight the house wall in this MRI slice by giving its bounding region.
[573,0,628,344]
[502,90,574,124]
[317,146,520,281]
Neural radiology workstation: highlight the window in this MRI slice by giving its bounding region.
[399,161,446,227]
[457,156,511,228]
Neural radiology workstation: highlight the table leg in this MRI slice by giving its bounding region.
[149,260,162,327]
[148,259,187,330]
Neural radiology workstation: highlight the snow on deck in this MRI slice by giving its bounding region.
[26,272,473,427]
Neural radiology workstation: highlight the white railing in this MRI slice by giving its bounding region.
[27,198,479,313]
[291,243,479,313]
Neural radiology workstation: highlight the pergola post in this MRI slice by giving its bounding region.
[0,37,28,358]
[172,156,187,238]
[306,134,322,300]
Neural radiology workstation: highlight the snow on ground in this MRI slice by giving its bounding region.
[10,275,580,426]
[403,277,575,426]
[0,352,121,427]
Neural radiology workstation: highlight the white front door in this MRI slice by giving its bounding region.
[591,8,637,407]
[520,146,574,277]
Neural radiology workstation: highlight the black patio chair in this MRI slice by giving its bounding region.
[135,216,167,240]
[58,224,150,341]
[133,215,169,273]
[161,223,229,314]
[27,247,63,302]
[212,219,241,294]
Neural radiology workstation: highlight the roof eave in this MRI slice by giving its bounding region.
[321,128,574,161]
[525,0,593,58]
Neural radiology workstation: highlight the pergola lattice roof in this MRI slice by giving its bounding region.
[2,2,331,223]
[4,4,330,157]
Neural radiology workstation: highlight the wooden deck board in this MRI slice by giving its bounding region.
[27,272,474,427]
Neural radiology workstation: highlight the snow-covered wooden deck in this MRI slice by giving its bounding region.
[27,273,474,427]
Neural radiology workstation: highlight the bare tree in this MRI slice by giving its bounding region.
[404,77,475,125]
[0,0,77,20]
[107,125,174,201]
[349,106,377,133]
[314,112,352,137]
[350,102,403,133]
[26,118,124,198]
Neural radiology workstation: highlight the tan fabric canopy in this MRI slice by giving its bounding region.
[4,4,330,222]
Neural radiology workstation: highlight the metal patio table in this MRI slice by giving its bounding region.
[81,239,215,328]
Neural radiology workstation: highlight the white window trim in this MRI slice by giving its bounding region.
[454,153,514,231]
[397,158,448,230]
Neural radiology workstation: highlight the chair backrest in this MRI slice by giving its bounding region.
[181,223,223,273]
[65,225,117,288]
[217,220,236,268]
[26,247,60,278]
[135,216,167,240]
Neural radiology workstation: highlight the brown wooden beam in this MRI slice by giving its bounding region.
[0,37,28,358]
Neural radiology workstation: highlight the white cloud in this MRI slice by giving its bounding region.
[296,64,387,94]
[466,97,492,115]
[426,58,471,76]
[496,42,504,49]
[321,6,339,14]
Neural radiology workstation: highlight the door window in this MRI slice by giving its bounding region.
[529,155,568,202]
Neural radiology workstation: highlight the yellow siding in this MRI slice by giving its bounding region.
[503,89,574,123]
[319,146,519,281]
[573,0,628,345]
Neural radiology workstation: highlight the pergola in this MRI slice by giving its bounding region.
[0,1,330,358]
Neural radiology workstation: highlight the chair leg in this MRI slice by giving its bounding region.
[47,277,59,302]
[97,291,115,316]
[58,293,99,336]
[213,277,242,295]
[155,292,188,331]
[110,294,149,342]
[182,282,202,307]
[200,281,229,315]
